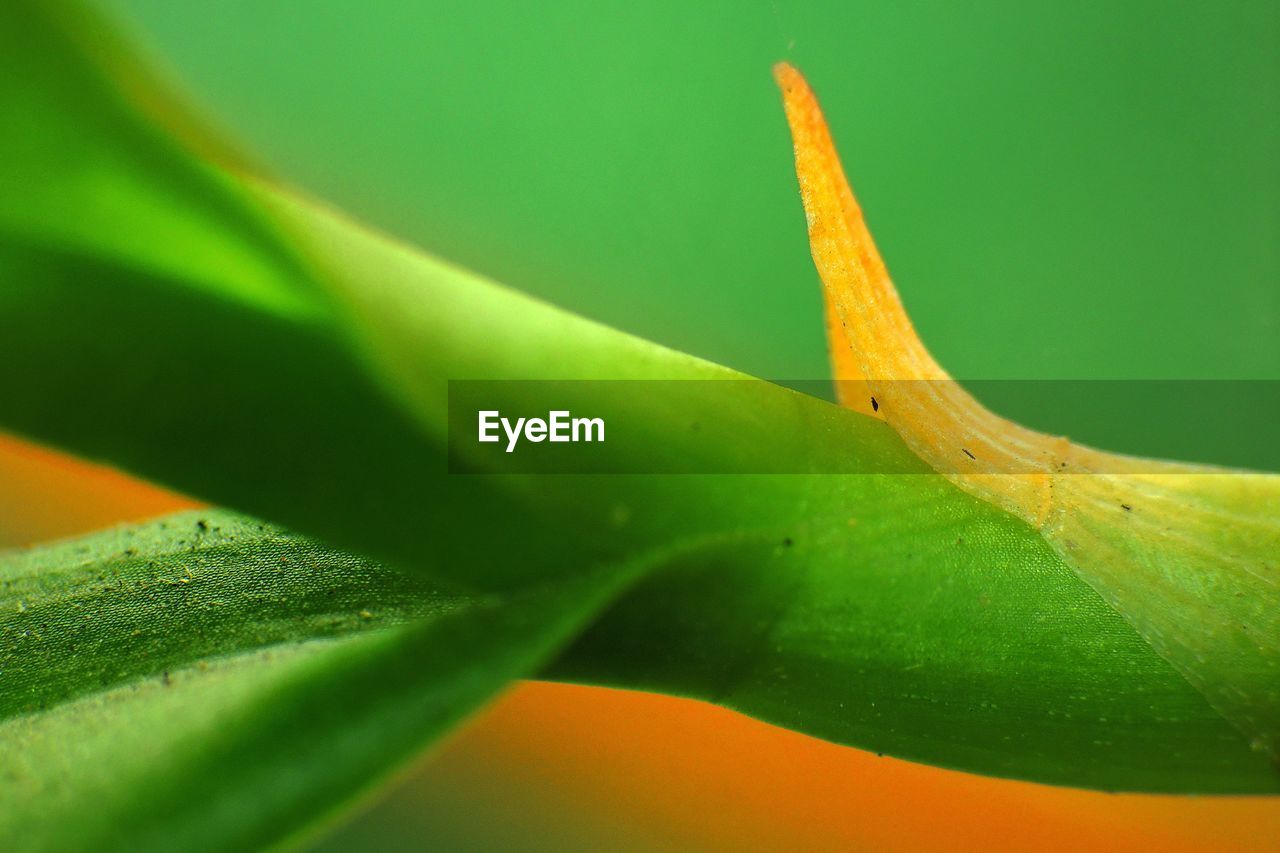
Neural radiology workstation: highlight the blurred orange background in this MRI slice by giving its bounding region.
[4,432,1277,852]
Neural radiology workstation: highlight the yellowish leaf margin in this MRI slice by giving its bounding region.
[775,62,1280,762]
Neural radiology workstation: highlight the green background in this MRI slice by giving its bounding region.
[101,0,1278,385]
[88,0,1280,847]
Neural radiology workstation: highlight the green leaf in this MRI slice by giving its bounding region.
[0,6,1276,850]
[2,510,641,850]
[0,511,447,719]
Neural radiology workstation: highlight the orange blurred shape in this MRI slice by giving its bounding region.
[4,432,1277,850]
[0,432,198,547]
[447,681,1280,852]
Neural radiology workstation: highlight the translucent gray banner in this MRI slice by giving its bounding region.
[447,380,1280,474]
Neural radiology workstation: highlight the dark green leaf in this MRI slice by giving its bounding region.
[2,510,641,850]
